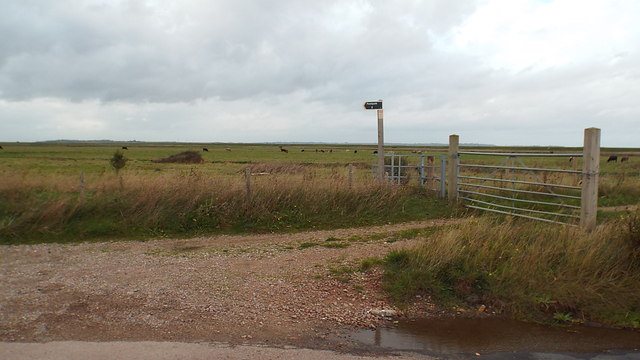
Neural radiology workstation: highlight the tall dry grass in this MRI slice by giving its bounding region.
[0,170,450,244]
[384,216,640,327]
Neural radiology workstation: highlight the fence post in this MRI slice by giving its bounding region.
[377,109,385,183]
[79,172,85,202]
[440,155,447,198]
[448,135,459,203]
[580,127,600,231]
[419,155,425,185]
[245,167,252,203]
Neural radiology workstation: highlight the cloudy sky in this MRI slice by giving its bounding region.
[1,0,638,146]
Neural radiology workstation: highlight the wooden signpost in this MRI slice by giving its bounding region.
[364,100,384,182]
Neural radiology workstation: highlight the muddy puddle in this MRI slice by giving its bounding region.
[352,318,640,358]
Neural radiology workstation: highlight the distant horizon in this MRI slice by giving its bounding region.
[1,139,637,149]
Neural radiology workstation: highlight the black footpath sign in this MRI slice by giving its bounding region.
[363,101,382,110]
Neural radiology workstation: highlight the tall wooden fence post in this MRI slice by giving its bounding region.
[245,167,252,203]
[448,135,459,203]
[580,127,600,231]
[377,109,385,184]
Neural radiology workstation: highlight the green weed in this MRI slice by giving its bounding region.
[359,257,385,272]
[299,242,320,250]
[322,242,350,249]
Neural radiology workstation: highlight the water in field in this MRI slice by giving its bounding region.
[352,317,640,359]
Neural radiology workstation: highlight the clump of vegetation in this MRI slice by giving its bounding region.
[383,216,640,328]
[359,257,385,272]
[110,151,128,174]
[154,151,204,164]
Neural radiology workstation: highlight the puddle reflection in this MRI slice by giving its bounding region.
[353,318,640,355]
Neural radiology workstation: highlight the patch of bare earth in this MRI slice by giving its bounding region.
[0,219,460,353]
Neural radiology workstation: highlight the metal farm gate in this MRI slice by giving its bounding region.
[455,151,583,226]
[448,128,601,230]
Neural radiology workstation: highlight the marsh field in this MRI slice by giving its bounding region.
[0,141,639,244]
[2,141,640,332]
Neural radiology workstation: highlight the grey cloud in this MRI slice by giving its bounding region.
[0,0,478,103]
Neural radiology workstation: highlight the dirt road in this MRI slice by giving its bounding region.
[0,219,458,357]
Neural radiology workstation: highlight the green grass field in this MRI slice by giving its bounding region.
[1,141,638,245]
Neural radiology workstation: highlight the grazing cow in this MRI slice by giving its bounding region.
[320,149,325,153]
[607,155,618,163]
[279,146,289,153]
[121,146,128,150]
[354,150,357,153]
[225,147,231,152]
[621,156,630,163]
[0,145,3,150]
[301,149,305,152]
[373,150,378,154]
[202,147,209,152]
[329,149,333,153]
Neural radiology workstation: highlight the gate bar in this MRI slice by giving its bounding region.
[458,175,581,190]
[465,205,578,226]
[458,189,581,209]
[461,197,580,218]
[459,151,582,157]
[458,182,582,199]
[459,163,582,174]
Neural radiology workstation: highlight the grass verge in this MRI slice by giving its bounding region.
[383,215,640,328]
[0,173,452,244]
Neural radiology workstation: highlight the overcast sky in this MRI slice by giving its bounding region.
[1,0,638,146]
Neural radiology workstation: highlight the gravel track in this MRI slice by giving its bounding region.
[0,219,460,356]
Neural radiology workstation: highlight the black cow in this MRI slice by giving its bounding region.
[202,148,209,152]
[121,146,128,150]
[607,155,618,163]
[621,156,630,163]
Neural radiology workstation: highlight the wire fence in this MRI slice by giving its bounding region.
[372,153,447,197]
